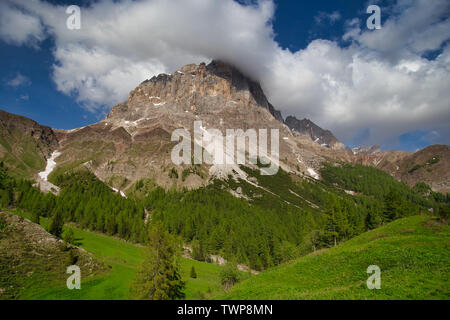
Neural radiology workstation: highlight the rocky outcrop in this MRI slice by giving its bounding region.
[352,145,382,155]
[285,116,349,152]
[104,60,287,133]
[58,60,321,189]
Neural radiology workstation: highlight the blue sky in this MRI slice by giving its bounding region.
[0,0,448,152]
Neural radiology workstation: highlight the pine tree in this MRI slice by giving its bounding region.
[49,210,64,238]
[192,240,207,261]
[320,196,350,247]
[128,223,185,300]
[365,210,381,230]
[31,211,40,225]
[383,190,402,222]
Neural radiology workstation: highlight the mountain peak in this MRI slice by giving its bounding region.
[352,145,382,155]
[105,60,284,128]
[285,115,349,151]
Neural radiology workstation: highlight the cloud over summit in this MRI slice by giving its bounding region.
[0,0,449,148]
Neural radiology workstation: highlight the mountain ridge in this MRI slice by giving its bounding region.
[0,61,448,193]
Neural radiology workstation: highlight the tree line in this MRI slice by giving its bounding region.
[0,161,448,273]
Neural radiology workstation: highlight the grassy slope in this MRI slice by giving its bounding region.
[11,210,229,300]
[0,212,105,300]
[0,127,46,180]
[222,215,450,300]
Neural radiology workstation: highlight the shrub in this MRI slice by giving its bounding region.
[66,249,78,266]
[63,228,75,245]
[220,262,240,290]
[0,214,8,233]
[168,168,179,179]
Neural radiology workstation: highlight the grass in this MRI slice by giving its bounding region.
[8,210,448,300]
[10,210,229,300]
[0,210,104,300]
[221,215,450,300]
[0,127,47,179]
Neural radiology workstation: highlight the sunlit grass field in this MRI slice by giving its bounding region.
[221,215,450,300]
[9,210,449,300]
[11,210,230,300]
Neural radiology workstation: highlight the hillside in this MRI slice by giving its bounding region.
[2,210,237,300]
[354,145,450,194]
[0,211,104,299]
[221,215,450,300]
[394,145,450,193]
[0,110,58,179]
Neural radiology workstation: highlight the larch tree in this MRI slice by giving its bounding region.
[129,223,185,300]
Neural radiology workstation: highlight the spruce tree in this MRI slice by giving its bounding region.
[129,223,185,300]
[31,211,40,225]
[383,190,402,222]
[49,210,64,238]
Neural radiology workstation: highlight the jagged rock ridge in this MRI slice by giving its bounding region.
[352,145,382,155]
[285,116,349,151]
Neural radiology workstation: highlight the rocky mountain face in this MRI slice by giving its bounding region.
[285,116,350,152]
[0,61,448,194]
[54,60,330,191]
[0,110,59,179]
[351,145,450,193]
[352,145,382,155]
[104,60,285,132]
[392,145,450,193]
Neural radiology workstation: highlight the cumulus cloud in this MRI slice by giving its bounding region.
[0,1,45,47]
[0,0,449,148]
[6,73,31,87]
[344,0,450,63]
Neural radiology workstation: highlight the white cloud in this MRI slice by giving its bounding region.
[344,0,450,63]
[0,1,45,47]
[52,45,166,111]
[0,0,449,147]
[6,73,31,87]
[315,11,342,25]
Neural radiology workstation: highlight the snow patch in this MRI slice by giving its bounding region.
[38,151,61,181]
[124,120,139,127]
[111,187,127,198]
[307,168,320,180]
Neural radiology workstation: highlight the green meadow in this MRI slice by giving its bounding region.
[11,210,231,300]
[7,211,449,300]
[221,215,450,300]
